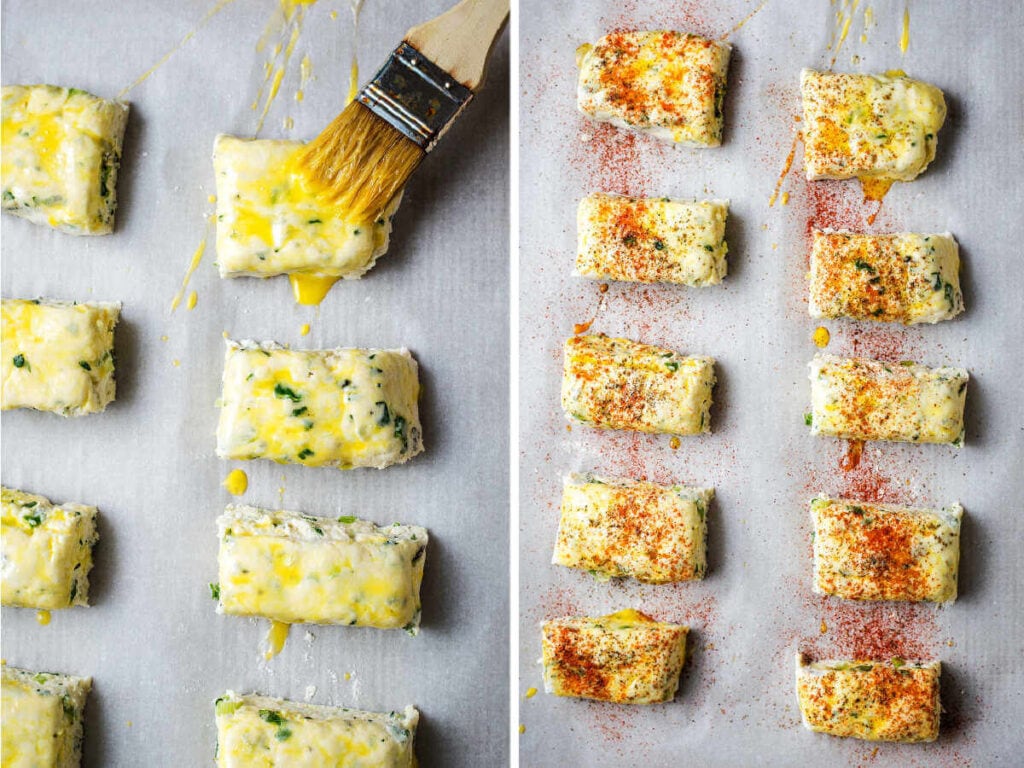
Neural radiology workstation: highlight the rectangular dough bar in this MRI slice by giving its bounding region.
[212,134,401,279]
[795,655,940,742]
[577,31,731,146]
[214,691,417,768]
[809,230,964,324]
[1,84,128,234]
[216,340,423,469]
[576,194,728,285]
[554,473,712,583]
[800,69,946,182]
[542,609,688,704]
[216,505,427,631]
[1,299,120,416]
[808,354,967,445]
[1,487,98,609]
[562,334,715,435]
[1,664,92,768]
[810,495,962,602]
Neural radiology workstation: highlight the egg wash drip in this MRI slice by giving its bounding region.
[287,0,369,307]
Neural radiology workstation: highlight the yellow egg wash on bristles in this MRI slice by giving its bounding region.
[170,239,206,312]
[35,610,51,626]
[300,99,424,224]
[208,194,217,203]
[119,0,237,98]
[299,323,311,336]
[264,620,290,660]
[298,0,422,222]
[900,6,910,53]
[223,469,248,496]
[525,687,537,698]
[186,291,198,310]
[519,724,526,734]
[813,326,831,347]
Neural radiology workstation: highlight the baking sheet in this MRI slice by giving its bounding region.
[518,1,1024,765]
[0,1,508,765]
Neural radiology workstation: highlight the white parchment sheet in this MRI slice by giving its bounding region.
[1,1,509,765]
[518,1,1024,765]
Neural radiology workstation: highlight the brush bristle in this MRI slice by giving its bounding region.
[300,102,425,221]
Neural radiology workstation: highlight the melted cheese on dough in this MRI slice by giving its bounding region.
[810,496,961,602]
[215,340,423,470]
[809,231,964,324]
[576,194,728,285]
[562,334,715,435]
[1,666,91,768]
[1,85,128,235]
[1,487,98,610]
[541,609,688,704]
[577,31,730,146]
[217,505,427,630]
[809,354,968,445]
[212,134,401,281]
[1,299,120,417]
[214,692,417,768]
[800,69,946,182]
[796,656,940,742]
[554,473,712,583]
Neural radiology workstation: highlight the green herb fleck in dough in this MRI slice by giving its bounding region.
[259,710,284,725]
[394,415,408,452]
[79,361,92,371]
[274,383,302,402]
[12,354,26,368]
[337,515,357,524]
[297,448,314,460]
[209,583,221,600]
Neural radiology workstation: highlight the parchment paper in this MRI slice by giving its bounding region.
[1,1,509,765]
[518,1,1024,765]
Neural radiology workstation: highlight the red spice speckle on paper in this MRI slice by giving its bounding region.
[802,598,940,661]
[804,179,876,246]
[571,121,658,198]
[847,325,917,362]
[600,0,719,40]
[838,451,893,503]
[538,585,582,622]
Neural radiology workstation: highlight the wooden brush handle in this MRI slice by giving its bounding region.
[405,0,509,92]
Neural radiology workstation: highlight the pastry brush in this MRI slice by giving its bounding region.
[300,0,509,220]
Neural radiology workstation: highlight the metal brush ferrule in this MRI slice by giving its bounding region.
[359,41,474,152]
